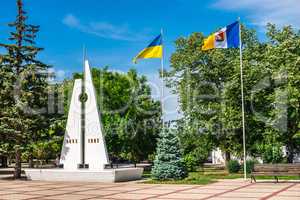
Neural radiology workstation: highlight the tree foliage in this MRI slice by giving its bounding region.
[166,24,300,164]
[152,129,187,180]
[0,0,51,178]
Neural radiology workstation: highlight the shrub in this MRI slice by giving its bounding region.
[179,130,212,168]
[192,146,210,167]
[151,129,187,180]
[262,144,284,163]
[183,154,198,172]
[226,160,241,173]
[241,160,258,174]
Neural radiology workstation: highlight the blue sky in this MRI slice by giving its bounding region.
[1,0,299,120]
[1,0,299,76]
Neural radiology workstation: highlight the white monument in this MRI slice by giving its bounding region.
[60,60,109,170]
[25,59,143,182]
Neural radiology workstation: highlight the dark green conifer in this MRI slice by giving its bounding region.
[0,0,49,178]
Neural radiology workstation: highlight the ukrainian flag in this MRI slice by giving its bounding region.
[133,34,163,63]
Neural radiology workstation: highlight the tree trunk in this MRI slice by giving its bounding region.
[287,153,294,163]
[225,151,231,165]
[286,146,294,163]
[3,156,8,168]
[14,148,22,179]
[28,154,34,168]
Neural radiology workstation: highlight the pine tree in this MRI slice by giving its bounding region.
[151,129,187,180]
[0,0,49,178]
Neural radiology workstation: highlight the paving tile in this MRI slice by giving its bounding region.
[129,189,174,195]
[23,189,72,196]
[277,190,300,196]
[160,193,212,199]
[287,187,300,191]
[74,189,119,196]
[269,196,300,200]
[78,184,114,189]
[148,185,194,190]
[55,186,94,191]
[250,184,290,188]
[23,184,64,189]
[181,188,228,194]
[8,186,47,192]
[0,184,29,189]
[147,199,183,200]
[237,188,279,193]
[0,190,21,195]
[86,199,114,200]
[0,193,42,200]
[106,193,156,199]
[199,186,240,190]
[220,191,269,198]
[0,180,298,200]
[42,194,96,200]
[101,186,153,191]
[209,198,256,200]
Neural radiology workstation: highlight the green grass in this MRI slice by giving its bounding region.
[141,167,300,185]
[143,172,215,185]
[142,171,152,179]
[142,169,242,185]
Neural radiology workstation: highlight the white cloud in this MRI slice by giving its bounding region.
[62,14,80,27]
[62,14,149,41]
[213,0,300,28]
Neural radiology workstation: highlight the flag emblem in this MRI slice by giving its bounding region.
[215,31,225,42]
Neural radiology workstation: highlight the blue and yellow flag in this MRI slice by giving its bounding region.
[133,34,163,63]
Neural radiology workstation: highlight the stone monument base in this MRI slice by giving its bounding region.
[24,168,144,182]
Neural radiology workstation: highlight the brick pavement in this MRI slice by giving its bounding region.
[0,179,299,200]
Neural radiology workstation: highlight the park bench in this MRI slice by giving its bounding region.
[251,164,300,183]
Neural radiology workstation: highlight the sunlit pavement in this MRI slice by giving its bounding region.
[0,179,299,200]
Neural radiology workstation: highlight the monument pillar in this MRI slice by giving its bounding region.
[25,58,143,182]
[59,59,109,170]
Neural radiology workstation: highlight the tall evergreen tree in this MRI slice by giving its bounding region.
[151,129,187,180]
[0,0,49,178]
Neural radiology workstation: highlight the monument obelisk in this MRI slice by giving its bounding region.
[59,59,109,170]
[25,57,143,182]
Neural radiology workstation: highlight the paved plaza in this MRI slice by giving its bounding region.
[0,179,299,200]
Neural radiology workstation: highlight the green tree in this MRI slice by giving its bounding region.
[165,27,259,162]
[257,129,284,163]
[166,23,300,163]
[0,0,50,178]
[262,24,300,162]
[152,129,187,180]
[176,120,213,171]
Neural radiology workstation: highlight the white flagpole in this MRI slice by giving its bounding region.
[160,28,165,130]
[238,18,247,180]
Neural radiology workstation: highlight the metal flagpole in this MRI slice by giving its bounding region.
[160,28,165,131]
[238,18,247,180]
